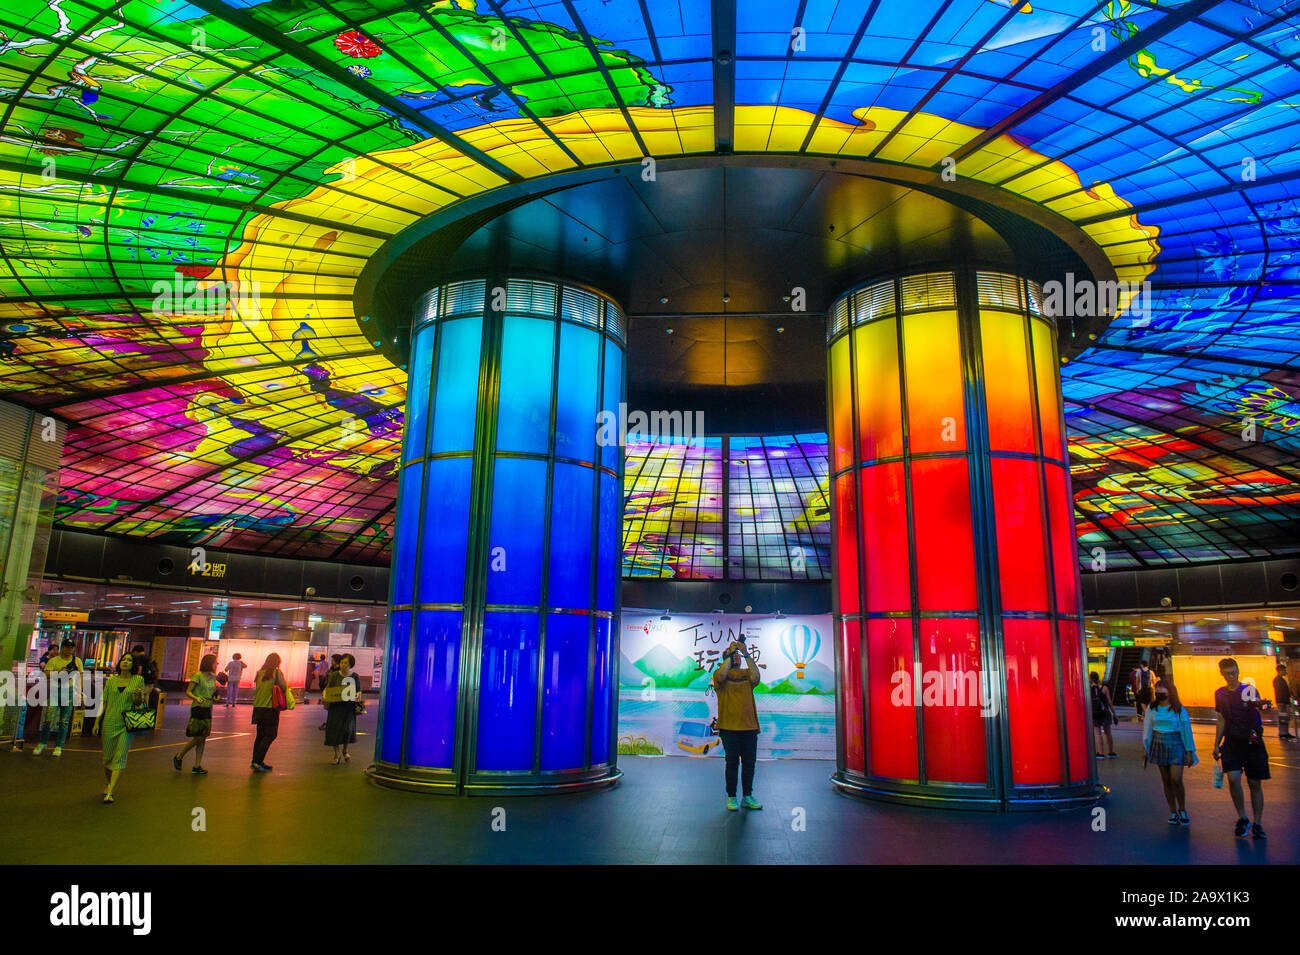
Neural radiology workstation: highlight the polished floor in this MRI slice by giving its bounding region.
[2,700,1295,865]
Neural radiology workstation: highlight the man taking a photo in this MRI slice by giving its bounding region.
[712,639,763,812]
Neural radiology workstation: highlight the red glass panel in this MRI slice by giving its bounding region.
[860,463,910,612]
[902,311,966,454]
[834,472,860,614]
[1058,620,1090,782]
[1045,462,1081,615]
[840,618,864,774]
[991,458,1049,613]
[830,337,853,471]
[919,618,987,784]
[910,458,977,612]
[1031,318,1066,462]
[867,618,918,779]
[855,319,902,461]
[980,310,1036,454]
[1003,618,1062,785]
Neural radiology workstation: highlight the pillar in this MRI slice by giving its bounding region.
[368,276,624,793]
[828,268,1100,809]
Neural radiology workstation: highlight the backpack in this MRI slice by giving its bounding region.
[1091,684,1110,719]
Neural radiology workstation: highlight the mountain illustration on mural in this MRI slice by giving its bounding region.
[632,644,699,688]
[761,660,835,694]
[618,652,644,687]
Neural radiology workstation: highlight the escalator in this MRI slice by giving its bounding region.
[1108,646,1145,709]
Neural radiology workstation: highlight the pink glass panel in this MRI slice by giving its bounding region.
[861,463,910,613]
[835,472,860,615]
[855,318,903,461]
[1058,620,1090,782]
[991,457,1050,613]
[1003,618,1062,785]
[841,618,864,774]
[919,618,987,784]
[911,458,977,612]
[867,617,919,780]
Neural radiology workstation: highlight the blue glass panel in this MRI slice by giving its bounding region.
[406,610,462,769]
[540,613,588,772]
[600,337,624,471]
[430,317,482,455]
[486,457,547,606]
[403,324,434,460]
[417,457,473,605]
[547,462,593,610]
[392,463,423,606]
[596,470,619,611]
[496,315,555,454]
[476,612,539,771]
[554,323,599,464]
[378,610,410,765]
[590,616,613,766]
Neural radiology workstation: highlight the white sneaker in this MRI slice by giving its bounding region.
[51,747,62,757]
[32,743,45,755]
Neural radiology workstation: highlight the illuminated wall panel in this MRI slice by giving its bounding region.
[371,277,624,794]
[830,270,1096,809]
[621,434,830,580]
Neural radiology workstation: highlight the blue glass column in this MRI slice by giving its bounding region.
[368,277,625,794]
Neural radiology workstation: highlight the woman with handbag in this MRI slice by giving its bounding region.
[250,653,289,773]
[173,654,219,774]
[1142,680,1198,826]
[323,653,360,765]
[93,652,147,804]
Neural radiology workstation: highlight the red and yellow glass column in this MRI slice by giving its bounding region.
[829,270,1098,809]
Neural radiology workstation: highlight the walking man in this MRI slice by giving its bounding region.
[34,639,82,757]
[223,652,247,707]
[1212,658,1269,839]
[1273,664,1296,740]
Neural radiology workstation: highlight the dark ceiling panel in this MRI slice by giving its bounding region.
[446,167,1017,314]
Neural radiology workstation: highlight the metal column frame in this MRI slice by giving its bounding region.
[954,266,1013,808]
[367,275,624,795]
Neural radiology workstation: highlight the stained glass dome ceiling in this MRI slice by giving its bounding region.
[1,0,1298,568]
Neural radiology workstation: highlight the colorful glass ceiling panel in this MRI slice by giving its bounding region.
[0,0,1295,566]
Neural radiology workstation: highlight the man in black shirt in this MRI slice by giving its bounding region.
[1274,664,1296,740]
[1212,658,1268,839]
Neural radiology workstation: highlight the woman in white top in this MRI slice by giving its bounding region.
[1142,680,1197,826]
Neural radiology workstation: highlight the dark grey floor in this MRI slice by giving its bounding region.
[2,701,1295,864]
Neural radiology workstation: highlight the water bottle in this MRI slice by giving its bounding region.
[1213,761,1223,789]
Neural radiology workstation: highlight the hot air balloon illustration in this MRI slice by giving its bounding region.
[779,624,821,680]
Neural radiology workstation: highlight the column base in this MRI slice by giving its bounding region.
[365,762,623,796]
[831,771,1107,812]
